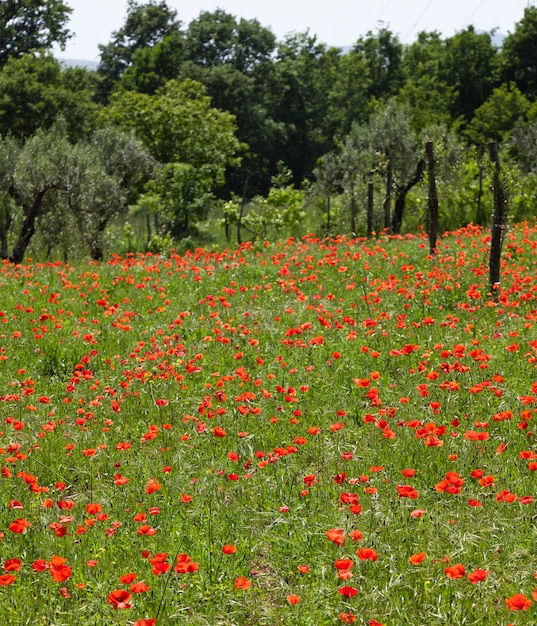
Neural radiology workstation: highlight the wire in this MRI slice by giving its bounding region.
[465,0,488,25]
[404,0,436,41]
[375,0,393,25]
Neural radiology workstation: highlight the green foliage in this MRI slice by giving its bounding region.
[97,0,181,100]
[501,6,537,98]
[0,0,72,66]
[466,83,530,146]
[102,78,240,173]
[227,163,306,240]
[0,123,153,262]
[103,78,241,239]
[184,8,276,74]
[0,52,98,140]
[136,162,214,238]
[442,26,499,124]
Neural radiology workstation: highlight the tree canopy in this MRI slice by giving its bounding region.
[0,0,72,66]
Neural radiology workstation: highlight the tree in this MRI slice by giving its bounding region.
[443,26,499,124]
[501,6,537,99]
[102,79,241,237]
[97,0,181,100]
[270,33,340,185]
[118,31,184,94]
[398,31,456,130]
[0,0,72,67]
[0,136,18,257]
[466,83,530,146]
[366,101,423,233]
[353,28,404,102]
[180,10,280,196]
[316,123,373,236]
[68,127,154,260]
[4,124,71,263]
[0,52,98,140]
[0,123,153,263]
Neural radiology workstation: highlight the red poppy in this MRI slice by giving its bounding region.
[119,573,137,584]
[107,589,132,609]
[338,586,358,598]
[325,528,346,546]
[467,569,489,584]
[4,558,22,572]
[356,548,378,562]
[234,576,252,590]
[9,518,30,534]
[0,574,16,586]
[145,478,161,494]
[287,594,301,604]
[49,556,72,582]
[222,545,237,555]
[334,558,354,571]
[444,563,466,579]
[408,552,426,565]
[505,593,532,611]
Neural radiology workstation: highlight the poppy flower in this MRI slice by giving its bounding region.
[107,589,132,609]
[222,545,237,554]
[130,581,151,593]
[338,586,358,598]
[4,558,22,572]
[326,528,346,546]
[0,574,16,586]
[444,563,465,579]
[287,594,301,604]
[119,573,137,584]
[9,518,30,534]
[467,569,489,584]
[409,552,426,565]
[356,548,378,562]
[334,558,354,571]
[339,613,356,623]
[234,576,252,590]
[49,556,72,582]
[505,593,532,611]
[133,620,156,626]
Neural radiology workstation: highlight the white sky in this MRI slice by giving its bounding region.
[55,0,533,61]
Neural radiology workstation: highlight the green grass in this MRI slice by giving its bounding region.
[0,223,537,624]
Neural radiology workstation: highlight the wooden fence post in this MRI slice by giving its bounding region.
[487,141,507,295]
[367,181,374,239]
[425,141,438,255]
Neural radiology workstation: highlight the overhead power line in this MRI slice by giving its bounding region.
[404,0,436,41]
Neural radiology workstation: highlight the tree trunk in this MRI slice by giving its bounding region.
[350,184,357,236]
[488,141,506,294]
[425,141,439,255]
[391,159,425,234]
[9,184,55,264]
[367,181,374,238]
[237,177,249,246]
[383,158,392,231]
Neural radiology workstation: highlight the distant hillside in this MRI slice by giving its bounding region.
[57,58,98,70]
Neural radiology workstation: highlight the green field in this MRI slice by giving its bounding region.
[1,223,537,625]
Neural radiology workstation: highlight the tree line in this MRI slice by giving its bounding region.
[2,0,537,261]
